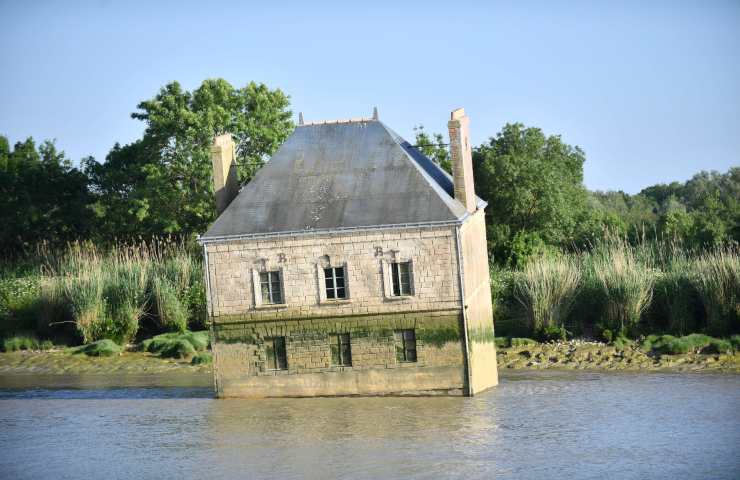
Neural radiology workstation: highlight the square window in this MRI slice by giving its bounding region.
[260,271,283,304]
[265,336,287,370]
[324,266,347,300]
[329,333,352,366]
[394,329,417,362]
[391,262,412,296]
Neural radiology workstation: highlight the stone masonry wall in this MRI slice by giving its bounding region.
[212,311,465,397]
[205,225,468,397]
[205,226,462,320]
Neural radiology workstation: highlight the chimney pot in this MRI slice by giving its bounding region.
[448,108,476,213]
[211,133,239,216]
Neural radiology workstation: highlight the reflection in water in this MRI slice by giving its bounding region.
[0,372,739,479]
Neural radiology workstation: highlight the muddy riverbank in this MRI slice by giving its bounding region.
[496,339,740,372]
[2,339,739,378]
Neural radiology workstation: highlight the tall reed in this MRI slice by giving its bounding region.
[514,254,581,336]
[38,239,203,345]
[654,244,697,335]
[590,239,654,333]
[691,246,740,336]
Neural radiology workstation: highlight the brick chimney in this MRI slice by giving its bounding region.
[211,133,239,216]
[448,108,476,213]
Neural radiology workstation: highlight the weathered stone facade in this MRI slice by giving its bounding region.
[205,225,475,397]
[201,110,498,397]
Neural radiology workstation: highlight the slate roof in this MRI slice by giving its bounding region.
[201,119,485,240]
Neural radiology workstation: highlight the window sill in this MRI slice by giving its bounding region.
[320,298,352,306]
[254,303,288,310]
[384,295,414,302]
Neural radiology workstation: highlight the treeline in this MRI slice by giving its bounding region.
[0,78,738,347]
[1,79,293,254]
[1,78,738,265]
[417,124,738,265]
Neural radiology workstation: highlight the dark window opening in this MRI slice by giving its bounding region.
[324,266,347,299]
[260,271,283,304]
[330,333,352,366]
[265,336,287,370]
[395,329,417,362]
[391,262,411,296]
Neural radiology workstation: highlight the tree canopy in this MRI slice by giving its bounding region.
[472,123,589,264]
[86,79,293,238]
[1,81,737,261]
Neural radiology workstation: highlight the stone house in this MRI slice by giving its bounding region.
[199,108,498,397]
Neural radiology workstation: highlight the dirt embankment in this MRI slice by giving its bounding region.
[0,350,211,376]
[496,340,740,372]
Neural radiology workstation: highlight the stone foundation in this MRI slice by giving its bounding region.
[211,311,466,397]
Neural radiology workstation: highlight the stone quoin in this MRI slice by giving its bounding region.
[199,108,498,397]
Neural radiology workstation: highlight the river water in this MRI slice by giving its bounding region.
[0,371,738,480]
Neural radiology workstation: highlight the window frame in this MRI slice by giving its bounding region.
[324,266,347,300]
[265,336,288,371]
[329,333,352,366]
[252,267,286,308]
[260,270,284,305]
[391,261,412,297]
[395,329,417,363]
[316,261,351,304]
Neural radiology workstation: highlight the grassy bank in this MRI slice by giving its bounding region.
[0,330,213,376]
[496,335,740,372]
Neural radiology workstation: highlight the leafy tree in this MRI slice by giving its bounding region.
[87,79,293,238]
[413,125,451,173]
[472,123,588,265]
[0,137,94,253]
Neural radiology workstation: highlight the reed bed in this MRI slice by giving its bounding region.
[1,237,738,346]
[514,255,581,338]
[501,239,739,340]
[1,239,206,346]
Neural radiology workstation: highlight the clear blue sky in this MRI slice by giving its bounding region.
[1,0,738,193]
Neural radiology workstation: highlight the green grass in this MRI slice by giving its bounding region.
[510,337,537,347]
[74,339,123,357]
[494,337,510,348]
[140,330,209,359]
[191,351,213,365]
[160,339,196,359]
[2,334,42,352]
[642,334,734,355]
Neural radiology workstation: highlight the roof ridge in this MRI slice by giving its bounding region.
[299,117,377,127]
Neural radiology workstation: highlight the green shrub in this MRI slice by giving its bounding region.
[182,330,209,351]
[646,334,722,355]
[74,339,122,357]
[601,328,614,343]
[540,325,568,341]
[701,338,733,354]
[494,337,510,349]
[510,337,537,347]
[160,339,196,359]
[730,335,740,350]
[2,334,40,352]
[141,330,209,357]
[191,351,212,365]
[612,335,632,351]
[514,255,580,336]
